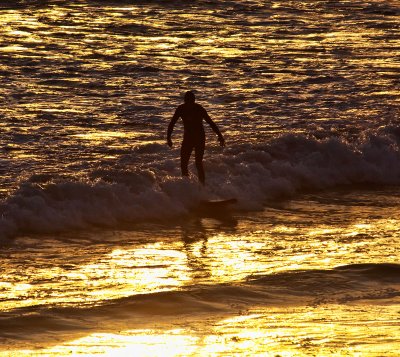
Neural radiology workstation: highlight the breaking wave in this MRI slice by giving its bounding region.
[1,127,400,240]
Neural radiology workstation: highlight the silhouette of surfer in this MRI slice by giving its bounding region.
[167,91,225,184]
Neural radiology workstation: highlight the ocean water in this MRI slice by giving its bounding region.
[0,0,399,355]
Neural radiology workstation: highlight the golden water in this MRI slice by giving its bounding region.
[0,1,399,356]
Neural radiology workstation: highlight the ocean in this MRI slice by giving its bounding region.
[0,0,399,355]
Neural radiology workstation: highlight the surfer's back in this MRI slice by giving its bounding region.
[176,103,207,137]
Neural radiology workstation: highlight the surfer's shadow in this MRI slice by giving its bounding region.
[179,217,238,274]
[180,213,238,244]
[192,206,239,232]
[180,218,209,244]
[179,219,210,278]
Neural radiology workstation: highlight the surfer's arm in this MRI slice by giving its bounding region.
[203,110,225,147]
[167,108,180,147]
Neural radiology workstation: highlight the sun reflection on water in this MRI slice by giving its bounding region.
[0,0,399,354]
[16,303,400,356]
[2,210,398,311]
[0,197,399,354]
[36,330,199,357]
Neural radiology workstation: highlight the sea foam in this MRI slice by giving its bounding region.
[1,127,400,240]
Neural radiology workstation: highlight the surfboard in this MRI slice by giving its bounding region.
[195,198,238,222]
[198,198,237,209]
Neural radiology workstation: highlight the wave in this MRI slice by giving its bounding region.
[213,125,400,201]
[249,263,400,304]
[0,263,398,344]
[1,127,400,239]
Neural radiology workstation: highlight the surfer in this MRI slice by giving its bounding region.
[167,91,225,185]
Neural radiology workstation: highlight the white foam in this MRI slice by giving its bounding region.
[1,128,400,240]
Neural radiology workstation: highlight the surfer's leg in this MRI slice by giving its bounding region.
[180,140,193,177]
[194,140,205,184]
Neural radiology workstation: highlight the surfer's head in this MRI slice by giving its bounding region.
[184,91,195,104]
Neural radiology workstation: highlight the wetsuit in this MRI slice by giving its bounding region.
[167,102,223,184]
